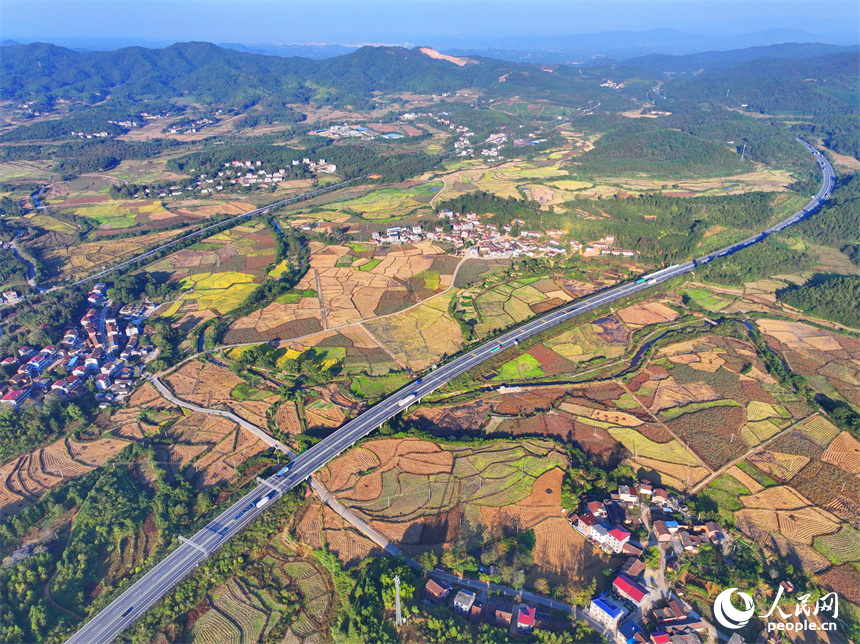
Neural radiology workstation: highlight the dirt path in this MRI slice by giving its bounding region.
[615,380,714,477]
[314,268,327,330]
[429,178,447,206]
[688,412,819,494]
[162,256,469,376]
[358,322,408,370]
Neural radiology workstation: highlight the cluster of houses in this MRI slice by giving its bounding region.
[373,210,568,259]
[423,580,551,636]
[591,592,709,644]
[369,209,638,263]
[311,123,379,140]
[143,158,338,199]
[0,286,154,408]
[577,235,637,259]
[69,130,110,139]
[571,480,728,643]
[165,117,216,135]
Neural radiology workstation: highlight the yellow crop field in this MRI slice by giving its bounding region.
[607,426,700,465]
[181,271,256,290]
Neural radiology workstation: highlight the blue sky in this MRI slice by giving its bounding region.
[2,1,857,47]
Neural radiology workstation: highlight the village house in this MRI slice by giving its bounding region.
[575,513,595,538]
[589,593,626,630]
[422,579,449,604]
[491,605,513,628]
[454,589,476,614]
[606,526,632,553]
[613,573,649,607]
[621,557,645,578]
[639,481,653,498]
[651,632,671,644]
[617,485,639,505]
[619,620,647,644]
[587,500,608,518]
[705,521,724,544]
[653,521,672,542]
[516,605,536,634]
[591,523,609,545]
[652,488,669,506]
[0,387,31,407]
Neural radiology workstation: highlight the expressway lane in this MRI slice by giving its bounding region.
[68,177,361,288]
[66,139,835,644]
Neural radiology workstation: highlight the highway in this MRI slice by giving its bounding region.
[68,177,361,288]
[65,139,835,644]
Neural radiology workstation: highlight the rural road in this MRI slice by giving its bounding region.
[65,139,834,644]
[161,255,467,376]
[145,373,293,454]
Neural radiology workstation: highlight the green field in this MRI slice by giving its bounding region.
[497,353,545,380]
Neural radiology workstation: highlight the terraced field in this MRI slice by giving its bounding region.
[187,545,334,644]
[0,436,129,518]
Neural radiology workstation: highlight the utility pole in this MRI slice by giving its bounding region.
[741,144,747,160]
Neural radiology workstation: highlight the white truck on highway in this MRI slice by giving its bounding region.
[398,394,416,407]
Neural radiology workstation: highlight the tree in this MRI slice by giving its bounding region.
[419,551,438,570]
[533,577,550,595]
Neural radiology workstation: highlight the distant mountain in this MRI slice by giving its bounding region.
[0,39,21,47]
[0,41,645,112]
[625,42,858,74]
[440,27,859,64]
[0,41,501,107]
[218,42,358,60]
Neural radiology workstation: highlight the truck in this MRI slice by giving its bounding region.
[489,344,503,353]
[233,503,255,522]
[256,493,275,508]
[275,464,291,478]
[398,394,416,407]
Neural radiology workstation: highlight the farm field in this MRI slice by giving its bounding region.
[757,318,860,411]
[436,159,569,202]
[54,198,174,230]
[0,435,130,519]
[165,361,280,431]
[363,289,463,371]
[224,240,459,344]
[31,228,179,282]
[699,411,860,597]
[461,269,621,339]
[186,541,334,644]
[314,436,617,588]
[147,222,278,330]
[100,380,270,487]
[319,180,441,219]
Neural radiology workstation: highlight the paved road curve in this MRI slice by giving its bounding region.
[65,139,835,644]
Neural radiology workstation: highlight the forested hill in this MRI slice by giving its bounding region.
[0,42,487,106]
[0,42,511,108]
[0,41,647,112]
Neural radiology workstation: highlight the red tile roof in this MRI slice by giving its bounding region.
[608,526,631,541]
[613,573,648,604]
[518,605,536,626]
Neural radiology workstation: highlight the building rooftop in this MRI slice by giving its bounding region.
[592,594,624,619]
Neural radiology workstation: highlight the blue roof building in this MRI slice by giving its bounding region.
[589,592,626,630]
[619,620,644,644]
